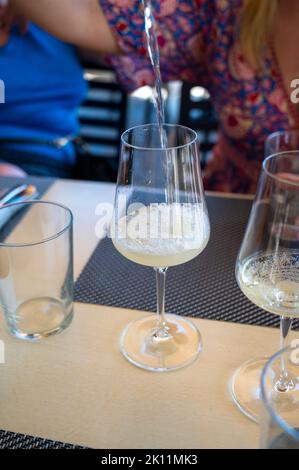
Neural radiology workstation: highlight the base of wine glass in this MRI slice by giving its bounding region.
[231,356,299,423]
[230,357,269,423]
[120,313,202,372]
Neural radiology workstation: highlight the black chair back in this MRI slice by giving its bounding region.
[79,65,128,181]
[179,83,218,167]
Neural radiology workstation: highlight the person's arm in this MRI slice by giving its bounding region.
[0,3,28,46]
[0,163,26,177]
[10,0,120,54]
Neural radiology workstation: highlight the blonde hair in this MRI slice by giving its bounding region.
[240,0,278,69]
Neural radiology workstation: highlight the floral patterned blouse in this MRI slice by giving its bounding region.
[100,0,299,194]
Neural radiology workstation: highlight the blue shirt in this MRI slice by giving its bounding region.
[0,24,87,165]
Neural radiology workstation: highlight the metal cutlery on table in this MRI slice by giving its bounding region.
[0,184,39,232]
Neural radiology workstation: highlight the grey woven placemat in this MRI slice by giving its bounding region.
[0,429,86,449]
[75,196,298,329]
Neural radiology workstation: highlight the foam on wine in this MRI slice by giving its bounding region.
[112,203,210,268]
[237,251,299,317]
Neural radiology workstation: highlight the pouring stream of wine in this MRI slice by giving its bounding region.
[142,0,176,204]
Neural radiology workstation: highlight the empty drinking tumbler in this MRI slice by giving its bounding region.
[0,201,74,340]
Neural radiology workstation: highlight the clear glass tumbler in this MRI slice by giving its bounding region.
[261,345,299,449]
[0,201,74,340]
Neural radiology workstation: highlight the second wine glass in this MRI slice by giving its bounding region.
[111,124,210,372]
[232,151,299,421]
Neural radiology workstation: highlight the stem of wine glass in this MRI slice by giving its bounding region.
[277,316,294,392]
[154,267,168,337]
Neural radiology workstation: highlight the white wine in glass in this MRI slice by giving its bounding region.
[113,203,209,268]
[238,252,299,318]
[111,124,210,372]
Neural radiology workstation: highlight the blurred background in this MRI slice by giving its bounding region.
[79,63,219,182]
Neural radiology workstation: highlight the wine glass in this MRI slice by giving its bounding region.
[111,124,210,372]
[232,151,299,421]
[265,130,299,158]
[261,345,299,449]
